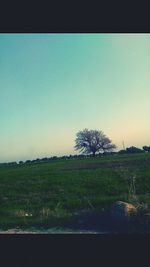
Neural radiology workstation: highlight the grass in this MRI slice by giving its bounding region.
[0,152,150,229]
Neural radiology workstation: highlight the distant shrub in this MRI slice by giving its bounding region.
[8,162,17,165]
[25,160,32,164]
[143,146,150,152]
[126,146,143,154]
[118,149,127,154]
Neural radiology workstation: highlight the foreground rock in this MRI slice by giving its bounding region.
[111,201,137,223]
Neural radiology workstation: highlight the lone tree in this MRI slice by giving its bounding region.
[75,129,116,156]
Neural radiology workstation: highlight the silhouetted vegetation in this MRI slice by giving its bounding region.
[118,146,148,155]
[143,146,150,152]
[126,146,143,153]
[75,129,116,157]
[0,145,150,166]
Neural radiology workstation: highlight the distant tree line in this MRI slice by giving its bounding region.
[0,145,150,166]
[0,129,149,166]
[118,146,150,154]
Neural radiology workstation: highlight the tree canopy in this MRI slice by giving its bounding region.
[75,129,116,156]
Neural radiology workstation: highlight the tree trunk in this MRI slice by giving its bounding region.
[92,151,96,157]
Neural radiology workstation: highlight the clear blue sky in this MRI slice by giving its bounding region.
[0,34,150,162]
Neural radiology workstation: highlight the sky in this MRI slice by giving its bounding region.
[0,33,150,162]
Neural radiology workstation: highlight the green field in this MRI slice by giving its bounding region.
[0,153,150,230]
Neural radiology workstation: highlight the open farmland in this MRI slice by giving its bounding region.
[0,152,150,231]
